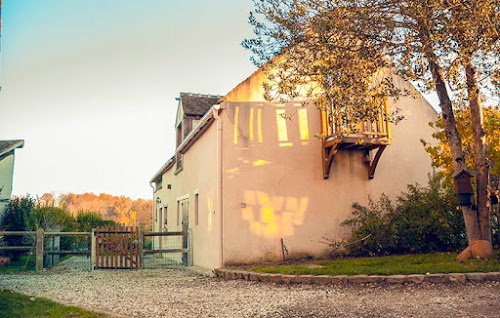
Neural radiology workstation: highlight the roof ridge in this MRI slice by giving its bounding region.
[180,92,223,98]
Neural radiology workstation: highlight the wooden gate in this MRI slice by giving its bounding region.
[94,226,139,270]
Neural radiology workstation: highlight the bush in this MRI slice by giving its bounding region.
[27,205,77,251]
[1,196,120,258]
[75,211,116,232]
[342,180,467,256]
[26,206,75,232]
[341,195,395,256]
[0,196,37,260]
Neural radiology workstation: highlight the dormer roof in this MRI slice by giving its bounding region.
[0,140,24,157]
[179,92,222,117]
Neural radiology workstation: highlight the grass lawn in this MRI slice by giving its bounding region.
[0,254,75,272]
[0,254,36,272]
[252,250,500,276]
[0,290,111,318]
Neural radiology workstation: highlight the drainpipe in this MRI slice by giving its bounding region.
[213,104,224,267]
[149,182,155,249]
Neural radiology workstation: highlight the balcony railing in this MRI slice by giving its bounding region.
[321,100,391,179]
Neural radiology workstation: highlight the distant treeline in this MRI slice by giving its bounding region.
[1,196,123,261]
[40,192,152,229]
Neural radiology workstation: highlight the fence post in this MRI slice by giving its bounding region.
[138,229,144,270]
[90,228,96,270]
[36,228,44,271]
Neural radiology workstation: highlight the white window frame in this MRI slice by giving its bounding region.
[176,193,190,226]
[193,189,199,226]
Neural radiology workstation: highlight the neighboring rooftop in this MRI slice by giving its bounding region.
[0,140,24,157]
[180,92,223,116]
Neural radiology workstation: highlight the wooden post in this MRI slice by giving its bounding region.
[138,229,144,270]
[36,228,44,271]
[281,238,286,263]
[90,228,96,270]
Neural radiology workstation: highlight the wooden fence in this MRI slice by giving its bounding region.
[1,227,190,270]
[94,226,141,270]
[0,229,91,270]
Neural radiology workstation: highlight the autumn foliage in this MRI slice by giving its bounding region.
[40,192,152,230]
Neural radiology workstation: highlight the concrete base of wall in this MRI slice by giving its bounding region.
[214,269,500,285]
[187,265,217,277]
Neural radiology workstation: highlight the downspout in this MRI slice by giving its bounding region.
[213,105,224,267]
[149,181,155,249]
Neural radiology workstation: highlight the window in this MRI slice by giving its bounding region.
[175,153,183,174]
[163,206,168,231]
[156,176,162,191]
[176,124,182,148]
[158,207,163,231]
[177,200,180,226]
[176,194,189,227]
[194,193,199,226]
[177,153,183,169]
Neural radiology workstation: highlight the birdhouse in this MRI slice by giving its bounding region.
[454,170,473,206]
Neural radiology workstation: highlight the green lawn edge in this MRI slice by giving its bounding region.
[0,254,76,273]
[0,290,111,318]
[251,251,500,276]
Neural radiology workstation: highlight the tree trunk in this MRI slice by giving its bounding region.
[427,58,482,243]
[465,62,491,245]
[413,13,482,244]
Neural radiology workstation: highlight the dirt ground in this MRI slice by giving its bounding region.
[0,259,499,318]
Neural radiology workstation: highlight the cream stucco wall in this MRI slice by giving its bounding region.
[0,153,15,219]
[220,75,438,265]
[152,66,437,269]
[153,123,222,269]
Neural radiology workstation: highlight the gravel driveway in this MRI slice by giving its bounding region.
[1,259,499,317]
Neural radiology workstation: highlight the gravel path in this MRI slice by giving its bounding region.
[1,260,500,317]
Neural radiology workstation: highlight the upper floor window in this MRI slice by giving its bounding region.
[155,177,162,191]
[175,153,183,175]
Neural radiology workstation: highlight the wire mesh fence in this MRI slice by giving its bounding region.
[142,230,191,269]
[0,232,36,270]
[45,233,91,270]
[49,234,92,270]
[0,231,91,271]
[1,229,191,271]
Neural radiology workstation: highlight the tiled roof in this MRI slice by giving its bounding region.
[180,92,222,116]
[0,140,24,157]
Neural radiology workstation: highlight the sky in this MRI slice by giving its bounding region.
[0,0,257,199]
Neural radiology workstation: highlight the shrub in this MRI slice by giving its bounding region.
[341,195,395,256]
[26,205,77,251]
[0,196,37,260]
[75,211,116,232]
[342,180,467,256]
[26,205,75,232]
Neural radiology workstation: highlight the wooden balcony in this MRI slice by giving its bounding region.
[321,101,391,179]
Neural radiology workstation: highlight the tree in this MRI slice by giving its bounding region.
[0,196,36,261]
[245,0,500,258]
[422,106,500,186]
[243,0,405,133]
[57,192,151,228]
[422,106,500,248]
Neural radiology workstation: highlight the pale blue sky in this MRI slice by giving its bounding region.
[0,0,256,199]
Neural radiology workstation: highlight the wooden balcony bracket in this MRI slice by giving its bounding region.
[322,140,341,179]
[320,101,390,180]
[365,145,387,179]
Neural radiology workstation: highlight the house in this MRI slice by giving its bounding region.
[150,69,438,270]
[0,140,24,219]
